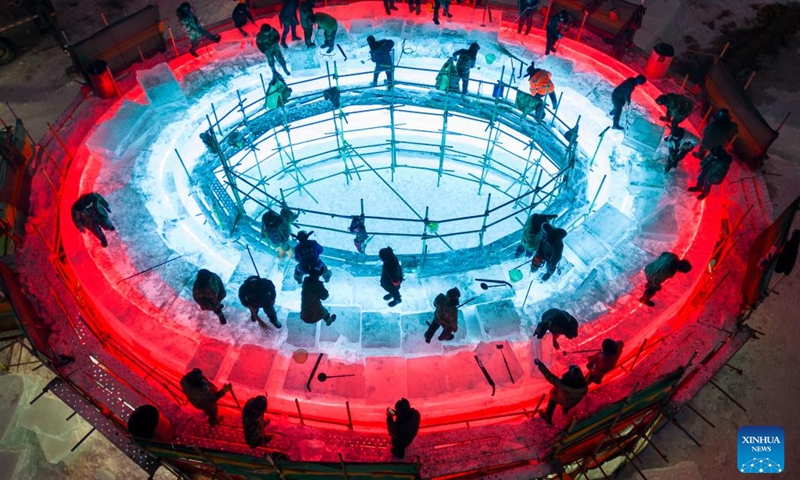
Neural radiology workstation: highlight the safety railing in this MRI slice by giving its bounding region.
[188,56,580,259]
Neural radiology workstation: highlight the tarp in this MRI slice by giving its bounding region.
[740,196,800,312]
[704,62,779,163]
[69,5,165,82]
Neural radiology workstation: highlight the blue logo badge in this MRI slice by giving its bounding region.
[738,426,784,474]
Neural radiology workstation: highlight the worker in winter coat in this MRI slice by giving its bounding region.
[266,72,292,109]
[180,368,231,426]
[192,269,228,324]
[532,223,567,281]
[610,74,646,130]
[72,192,115,248]
[239,276,282,329]
[279,0,301,48]
[348,215,370,253]
[386,398,420,459]
[545,10,571,56]
[299,0,316,47]
[695,108,738,159]
[664,126,695,173]
[293,230,331,283]
[367,35,395,88]
[516,213,558,258]
[656,93,693,131]
[231,0,256,37]
[379,247,403,307]
[688,146,733,200]
[261,206,297,258]
[639,252,692,306]
[256,24,291,76]
[518,0,541,35]
[310,13,337,53]
[534,308,578,350]
[526,63,558,120]
[586,339,624,385]
[452,42,480,94]
[407,0,421,15]
[300,269,337,325]
[424,287,460,343]
[534,360,588,424]
[383,0,399,15]
[242,395,273,448]
[176,2,221,57]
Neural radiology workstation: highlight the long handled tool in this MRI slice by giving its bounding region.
[562,348,602,357]
[508,258,531,283]
[245,244,260,278]
[317,373,355,382]
[306,353,324,391]
[497,344,515,384]
[474,355,496,396]
[476,278,513,290]
[117,255,185,283]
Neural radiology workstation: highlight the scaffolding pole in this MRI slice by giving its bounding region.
[437,89,451,188]
[207,115,245,223]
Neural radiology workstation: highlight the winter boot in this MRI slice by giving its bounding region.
[439,333,455,341]
[541,272,552,281]
[250,313,262,323]
[687,185,701,192]
[324,314,337,326]
[539,410,552,425]
[514,244,526,258]
[388,299,402,307]
[217,312,227,325]
[383,294,393,300]
[639,296,655,307]
[433,15,440,25]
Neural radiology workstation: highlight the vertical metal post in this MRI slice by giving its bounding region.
[549,91,564,127]
[587,174,606,214]
[327,61,353,184]
[211,102,222,135]
[207,115,245,216]
[389,50,398,182]
[437,89,450,187]
[174,149,194,184]
[478,193,491,247]
[589,127,609,168]
[346,401,353,430]
[420,206,429,272]
[47,122,74,160]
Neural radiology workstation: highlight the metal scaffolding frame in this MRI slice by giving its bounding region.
[187,59,581,263]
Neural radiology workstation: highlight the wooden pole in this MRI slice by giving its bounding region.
[168,27,179,57]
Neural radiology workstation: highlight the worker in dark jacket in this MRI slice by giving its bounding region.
[279,0,301,48]
[516,213,557,258]
[639,252,691,306]
[532,223,567,281]
[293,230,331,283]
[193,269,228,324]
[688,146,733,200]
[300,269,337,325]
[694,108,738,159]
[534,360,588,424]
[231,0,256,37]
[545,10,571,56]
[176,2,221,57]
[180,368,231,426]
[452,42,480,94]
[664,126,695,173]
[257,24,291,76]
[586,339,624,385]
[239,276,282,329]
[518,0,541,35]
[610,74,646,130]
[534,308,578,350]
[656,93,693,131]
[310,13,337,53]
[261,206,297,259]
[407,0,421,15]
[367,35,395,88]
[424,287,460,343]
[298,0,316,47]
[386,398,420,459]
[383,0,399,15]
[72,192,115,248]
[242,396,273,448]
[348,215,370,253]
[379,247,403,307]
